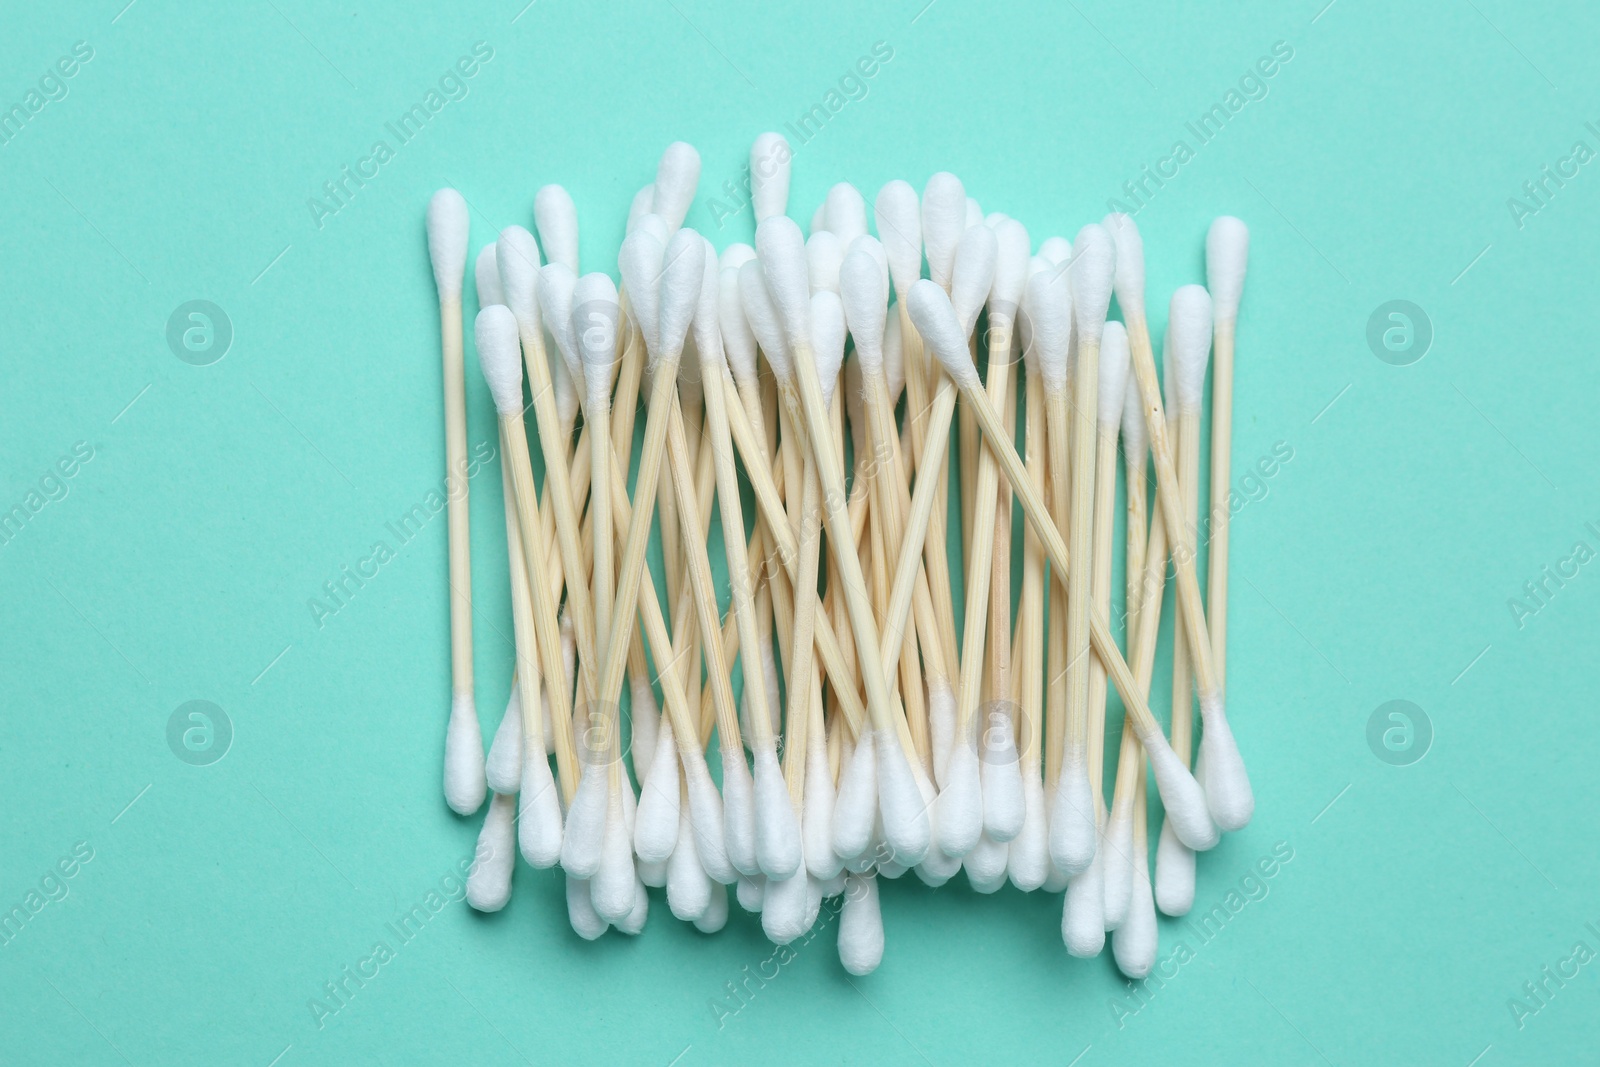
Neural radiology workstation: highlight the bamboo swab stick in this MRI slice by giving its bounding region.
[1205,218,1249,684]
[426,189,485,816]
[1106,214,1252,831]
[908,280,1218,853]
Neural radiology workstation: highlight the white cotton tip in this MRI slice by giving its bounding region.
[809,201,827,235]
[928,679,956,786]
[719,266,760,387]
[989,218,1031,324]
[680,755,733,883]
[1070,223,1116,346]
[1199,692,1254,830]
[839,874,884,974]
[566,875,608,939]
[810,291,846,410]
[907,280,978,390]
[495,225,543,338]
[736,874,765,912]
[1121,356,1148,465]
[560,763,610,877]
[882,306,905,402]
[1038,236,1072,267]
[849,234,890,298]
[1043,867,1070,893]
[465,792,516,912]
[658,228,706,362]
[630,712,659,791]
[427,189,470,300]
[573,272,621,396]
[1024,267,1071,394]
[1048,757,1098,877]
[653,141,701,230]
[537,263,580,383]
[534,184,579,273]
[721,242,757,273]
[1098,321,1131,427]
[803,875,823,934]
[1062,838,1106,957]
[1169,284,1214,414]
[822,872,848,898]
[1145,738,1220,851]
[1103,212,1145,320]
[935,740,982,858]
[517,747,563,868]
[840,248,888,377]
[667,804,713,921]
[804,734,842,880]
[444,692,486,815]
[694,883,729,933]
[921,172,966,290]
[753,746,802,880]
[965,197,983,230]
[832,728,877,860]
[626,185,655,235]
[978,709,1024,843]
[720,745,759,878]
[1207,216,1250,322]
[634,718,681,863]
[475,306,525,417]
[755,215,812,350]
[762,870,809,945]
[1102,804,1136,930]
[618,225,665,355]
[475,245,503,308]
[593,794,636,923]
[484,687,523,794]
[874,180,923,300]
[691,235,724,367]
[636,212,670,247]
[949,223,998,337]
[1154,817,1196,916]
[984,211,1007,230]
[738,259,791,381]
[615,877,649,935]
[638,857,668,888]
[1113,860,1158,978]
[876,728,931,866]
[750,132,792,222]
[1007,772,1049,891]
[964,832,1010,892]
[807,231,843,295]
[825,183,868,247]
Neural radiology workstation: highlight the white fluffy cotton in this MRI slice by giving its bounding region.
[1198,691,1254,831]
[1112,856,1158,978]
[1048,758,1097,876]
[1169,284,1214,414]
[1103,211,1145,320]
[475,305,525,416]
[1101,802,1136,930]
[658,228,706,363]
[466,792,516,912]
[753,745,802,880]
[517,744,563,868]
[804,731,842,879]
[949,223,998,337]
[653,142,701,230]
[694,883,730,933]
[618,225,665,357]
[444,691,486,816]
[811,291,846,409]
[921,172,966,290]
[825,182,868,247]
[534,184,579,273]
[1063,836,1106,957]
[935,740,981,858]
[484,687,522,795]
[751,132,791,222]
[807,230,843,296]
[496,225,543,339]
[667,804,713,921]
[573,271,620,397]
[1070,223,1116,346]
[755,215,813,350]
[625,185,655,234]
[979,709,1024,843]
[907,280,978,390]
[720,745,759,878]
[876,727,931,866]
[1206,216,1250,322]
[875,179,923,301]
[736,874,765,913]
[1154,817,1196,916]
[427,188,470,299]
[840,248,888,376]
[1099,320,1131,428]
[1007,771,1049,891]
[762,870,810,945]
[592,794,636,922]
[719,265,760,388]
[475,244,503,308]
[1145,736,1220,851]
[928,679,955,786]
[634,718,681,863]
[559,762,609,877]
[831,728,877,861]
[738,259,791,382]
[838,874,884,975]
[537,263,580,385]
[566,875,608,940]
[1025,266,1071,394]
[964,832,1010,893]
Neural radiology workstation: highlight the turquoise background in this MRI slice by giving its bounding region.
[3,1,1598,1064]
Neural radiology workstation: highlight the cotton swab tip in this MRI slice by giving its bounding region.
[444,692,485,815]
[811,290,847,410]
[907,280,978,390]
[474,245,503,308]
[533,184,579,273]
[1146,740,1219,851]
[1070,223,1116,344]
[1169,284,1214,413]
[949,223,998,337]
[921,172,966,289]
[426,188,470,299]
[838,874,884,975]
[1024,266,1071,393]
[738,259,791,382]
[876,728,931,866]
[653,141,702,230]
[1098,320,1131,426]
[475,306,525,416]
[1103,211,1146,320]
[755,215,813,351]
[1206,216,1250,321]
[874,179,923,298]
[839,248,887,375]
[1154,818,1196,916]
[751,132,792,222]
[1047,760,1097,876]
[1199,692,1254,831]
[657,227,706,362]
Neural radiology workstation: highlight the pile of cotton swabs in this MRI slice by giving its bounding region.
[427,137,1252,978]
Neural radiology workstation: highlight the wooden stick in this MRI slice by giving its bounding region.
[1208,317,1236,685]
